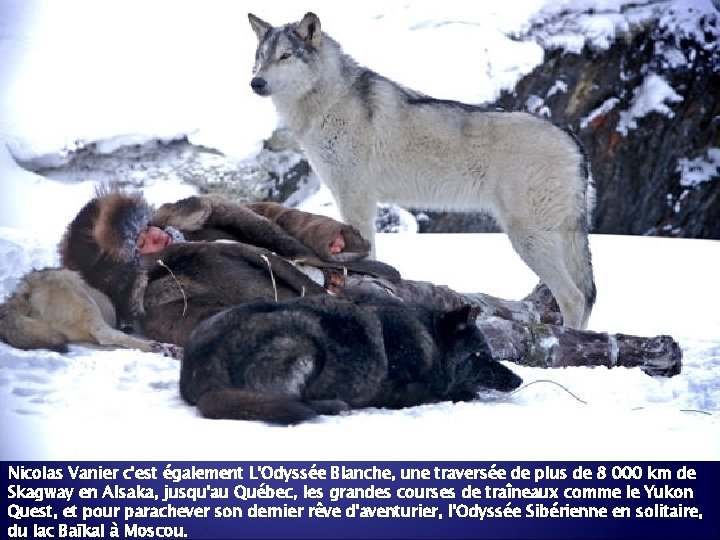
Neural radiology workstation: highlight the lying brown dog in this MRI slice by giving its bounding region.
[0,268,159,353]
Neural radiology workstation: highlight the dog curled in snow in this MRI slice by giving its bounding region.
[180,293,522,425]
[248,12,597,329]
[0,268,158,353]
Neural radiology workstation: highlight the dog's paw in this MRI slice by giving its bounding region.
[150,342,183,359]
[48,341,71,354]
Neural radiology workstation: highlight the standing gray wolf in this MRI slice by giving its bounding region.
[0,268,158,353]
[248,12,596,329]
[180,294,522,425]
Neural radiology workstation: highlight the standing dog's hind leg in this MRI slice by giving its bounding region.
[507,229,587,330]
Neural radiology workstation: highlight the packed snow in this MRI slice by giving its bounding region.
[0,0,718,461]
[616,74,684,136]
[677,148,720,187]
[1,225,718,461]
[580,98,621,129]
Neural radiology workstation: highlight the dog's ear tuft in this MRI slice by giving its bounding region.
[297,12,321,47]
[248,13,271,40]
[439,305,481,336]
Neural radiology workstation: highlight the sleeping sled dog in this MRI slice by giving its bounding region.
[180,294,522,424]
[248,12,596,329]
[0,268,158,353]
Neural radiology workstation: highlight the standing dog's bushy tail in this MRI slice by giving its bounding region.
[565,226,596,330]
[575,132,597,328]
[550,126,596,329]
[576,166,597,329]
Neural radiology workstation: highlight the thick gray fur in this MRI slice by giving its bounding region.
[248,13,597,329]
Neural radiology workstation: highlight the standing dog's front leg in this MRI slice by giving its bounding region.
[329,188,378,258]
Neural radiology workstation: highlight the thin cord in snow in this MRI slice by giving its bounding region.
[630,406,713,416]
[510,379,587,405]
[514,382,714,416]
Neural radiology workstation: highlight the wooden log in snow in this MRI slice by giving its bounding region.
[477,318,682,377]
[345,276,682,377]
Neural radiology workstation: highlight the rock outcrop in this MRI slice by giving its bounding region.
[424,1,720,238]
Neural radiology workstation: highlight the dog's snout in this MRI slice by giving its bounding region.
[250,77,268,95]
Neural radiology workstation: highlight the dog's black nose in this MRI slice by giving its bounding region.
[250,77,268,95]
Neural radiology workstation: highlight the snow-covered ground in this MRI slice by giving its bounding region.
[0,0,718,460]
[1,228,718,461]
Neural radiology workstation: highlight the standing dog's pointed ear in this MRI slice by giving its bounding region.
[296,12,321,47]
[248,13,271,41]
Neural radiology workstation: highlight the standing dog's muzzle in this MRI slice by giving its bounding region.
[250,77,269,95]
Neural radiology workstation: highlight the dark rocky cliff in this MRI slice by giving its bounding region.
[423,3,720,238]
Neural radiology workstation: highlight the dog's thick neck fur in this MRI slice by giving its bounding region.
[277,37,356,135]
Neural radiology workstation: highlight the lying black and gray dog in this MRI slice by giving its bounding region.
[180,294,522,424]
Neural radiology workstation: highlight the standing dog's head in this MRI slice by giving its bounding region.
[248,12,325,99]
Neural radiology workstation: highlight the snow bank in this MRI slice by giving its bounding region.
[616,74,683,135]
[677,148,720,187]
